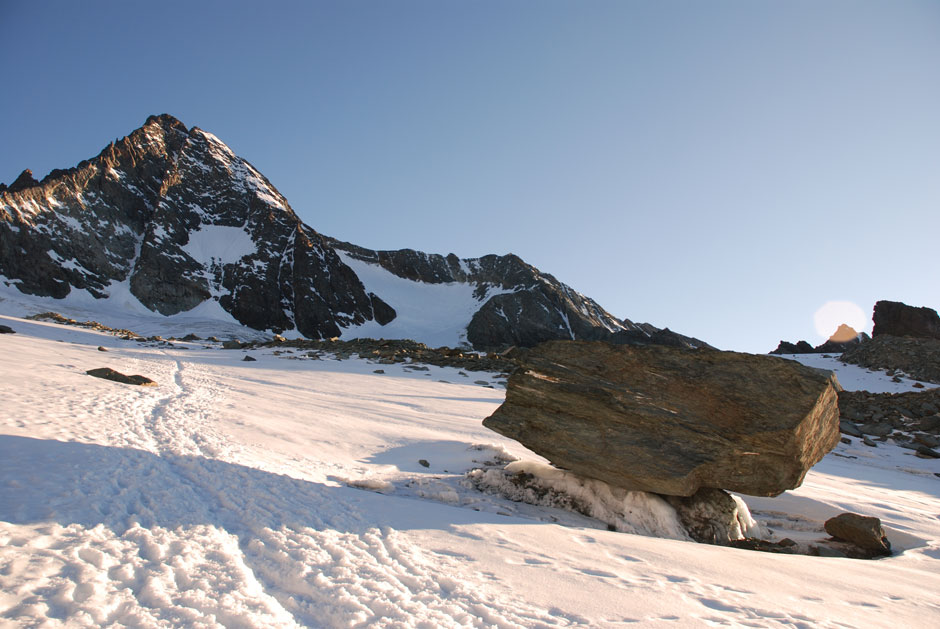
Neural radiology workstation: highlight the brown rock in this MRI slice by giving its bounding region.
[824,512,891,555]
[86,367,157,386]
[482,341,841,497]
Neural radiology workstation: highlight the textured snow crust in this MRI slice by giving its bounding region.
[1,316,939,628]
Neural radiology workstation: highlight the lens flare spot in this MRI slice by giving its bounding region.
[813,301,868,342]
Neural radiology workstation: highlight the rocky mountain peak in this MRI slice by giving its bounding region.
[828,324,859,343]
[1,115,703,350]
[6,169,39,193]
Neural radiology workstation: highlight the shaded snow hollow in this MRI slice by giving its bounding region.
[337,251,512,348]
[0,315,938,627]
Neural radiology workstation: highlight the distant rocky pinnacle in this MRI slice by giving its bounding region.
[770,324,867,355]
[0,114,699,349]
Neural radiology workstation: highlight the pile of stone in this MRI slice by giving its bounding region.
[236,336,518,374]
[26,312,142,340]
[840,335,940,384]
[837,388,940,457]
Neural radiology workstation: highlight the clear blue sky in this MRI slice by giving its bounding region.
[2,1,938,352]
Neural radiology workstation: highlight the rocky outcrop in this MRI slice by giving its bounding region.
[482,340,841,497]
[1,114,702,350]
[770,324,867,355]
[840,335,940,384]
[771,340,816,354]
[872,300,940,340]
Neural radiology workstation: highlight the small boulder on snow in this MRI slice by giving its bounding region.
[824,512,891,556]
[483,340,842,497]
[0,324,15,334]
[86,367,157,386]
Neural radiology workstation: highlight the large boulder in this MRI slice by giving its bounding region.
[872,300,940,340]
[483,341,841,497]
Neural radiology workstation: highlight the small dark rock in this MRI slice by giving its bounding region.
[418,459,430,468]
[242,355,257,362]
[0,325,15,334]
[86,367,157,386]
[862,436,878,447]
[914,445,940,459]
[840,437,851,445]
[839,421,863,437]
[222,340,245,349]
[97,346,108,352]
[373,369,385,374]
[914,434,940,448]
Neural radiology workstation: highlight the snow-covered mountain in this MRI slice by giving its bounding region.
[0,115,689,349]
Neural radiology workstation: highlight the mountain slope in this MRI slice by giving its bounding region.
[0,114,685,349]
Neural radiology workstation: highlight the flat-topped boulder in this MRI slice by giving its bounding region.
[483,341,841,497]
[872,300,940,340]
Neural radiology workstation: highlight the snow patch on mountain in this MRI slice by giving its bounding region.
[182,224,256,266]
[337,251,512,348]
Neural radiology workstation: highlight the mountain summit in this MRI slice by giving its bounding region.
[0,115,699,349]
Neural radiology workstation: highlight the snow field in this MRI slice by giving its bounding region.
[0,315,939,627]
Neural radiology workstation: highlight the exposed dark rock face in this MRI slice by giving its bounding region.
[483,340,842,497]
[770,324,867,355]
[840,335,940,384]
[1,114,699,350]
[872,300,940,340]
[8,169,40,193]
[771,340,816,354]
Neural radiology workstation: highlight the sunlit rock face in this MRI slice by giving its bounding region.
[484,340,842,497]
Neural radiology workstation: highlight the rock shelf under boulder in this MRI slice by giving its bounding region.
[483,340,842,497]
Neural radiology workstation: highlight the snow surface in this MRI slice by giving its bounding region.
[337,252,511,348]
[772,352,939,394]
[181,225,256,267]
[0,277,264,341]
[0,316,939,627]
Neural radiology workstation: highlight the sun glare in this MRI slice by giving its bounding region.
[813,300,868,341]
